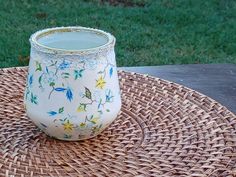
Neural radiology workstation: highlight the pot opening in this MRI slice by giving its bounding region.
[31,27,114,52]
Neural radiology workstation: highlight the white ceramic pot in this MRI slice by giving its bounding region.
[24,27,121,141]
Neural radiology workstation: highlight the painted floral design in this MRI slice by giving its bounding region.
[77,87,114,115]
[25,50,120,140]
[63,120,74,131]
[35,60,75,101]
[74,69,84,80]
[47,107,64,116]
[25,74,38,105]
[96,76,106,89]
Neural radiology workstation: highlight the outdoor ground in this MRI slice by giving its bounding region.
[0,0,235,68]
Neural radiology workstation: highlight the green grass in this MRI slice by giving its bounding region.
[0,0,235,68]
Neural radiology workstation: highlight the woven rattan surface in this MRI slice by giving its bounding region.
[0,67,236,177]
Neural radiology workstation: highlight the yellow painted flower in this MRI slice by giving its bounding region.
[77,104,86,112]
[80,122,86,128]
[63,120,73,131]
[96,76,106,89]
[92,124,102,133]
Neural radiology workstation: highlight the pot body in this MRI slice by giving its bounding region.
[24,27,121,141]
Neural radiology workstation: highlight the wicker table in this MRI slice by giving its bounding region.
[0,67,236,177]
[121,64,236,113]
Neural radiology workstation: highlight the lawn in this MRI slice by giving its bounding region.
[0,0,235,68]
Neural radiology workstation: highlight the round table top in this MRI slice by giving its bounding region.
[0,67,236,177]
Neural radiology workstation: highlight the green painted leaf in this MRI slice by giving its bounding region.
[91,120,96,124]
[49,82,55,86]
[98,110,103,114]
[74,70,78,80]
[77,103,87,112]
[49,61,57,66]
[74,74,78,80]
[30,93,38,104]
[106,109,110,112]
[90,117,99,124]
[62,72,70,75]
[85,87,92,99]
[58,107,64,113]
[35,61,42,71]
[38,75,42,85]
[79,69,84,75]
[62,72,70,79]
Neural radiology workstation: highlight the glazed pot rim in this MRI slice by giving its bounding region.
[30,26,116,55]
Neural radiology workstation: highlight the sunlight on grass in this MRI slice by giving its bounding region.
[0,0,235,67]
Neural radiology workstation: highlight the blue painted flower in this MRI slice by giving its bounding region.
[74,69,84,80]
[48,111,57,116]
[105,89,114,103]
[54,87,67,92]
[109,67,113,78]
[46,66,49,73]
[59,60,70,70]
[66,87,73,102]
[53,87,73,101]
[28,74,33,87]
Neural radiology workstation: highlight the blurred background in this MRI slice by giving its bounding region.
[0,0,235,68]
